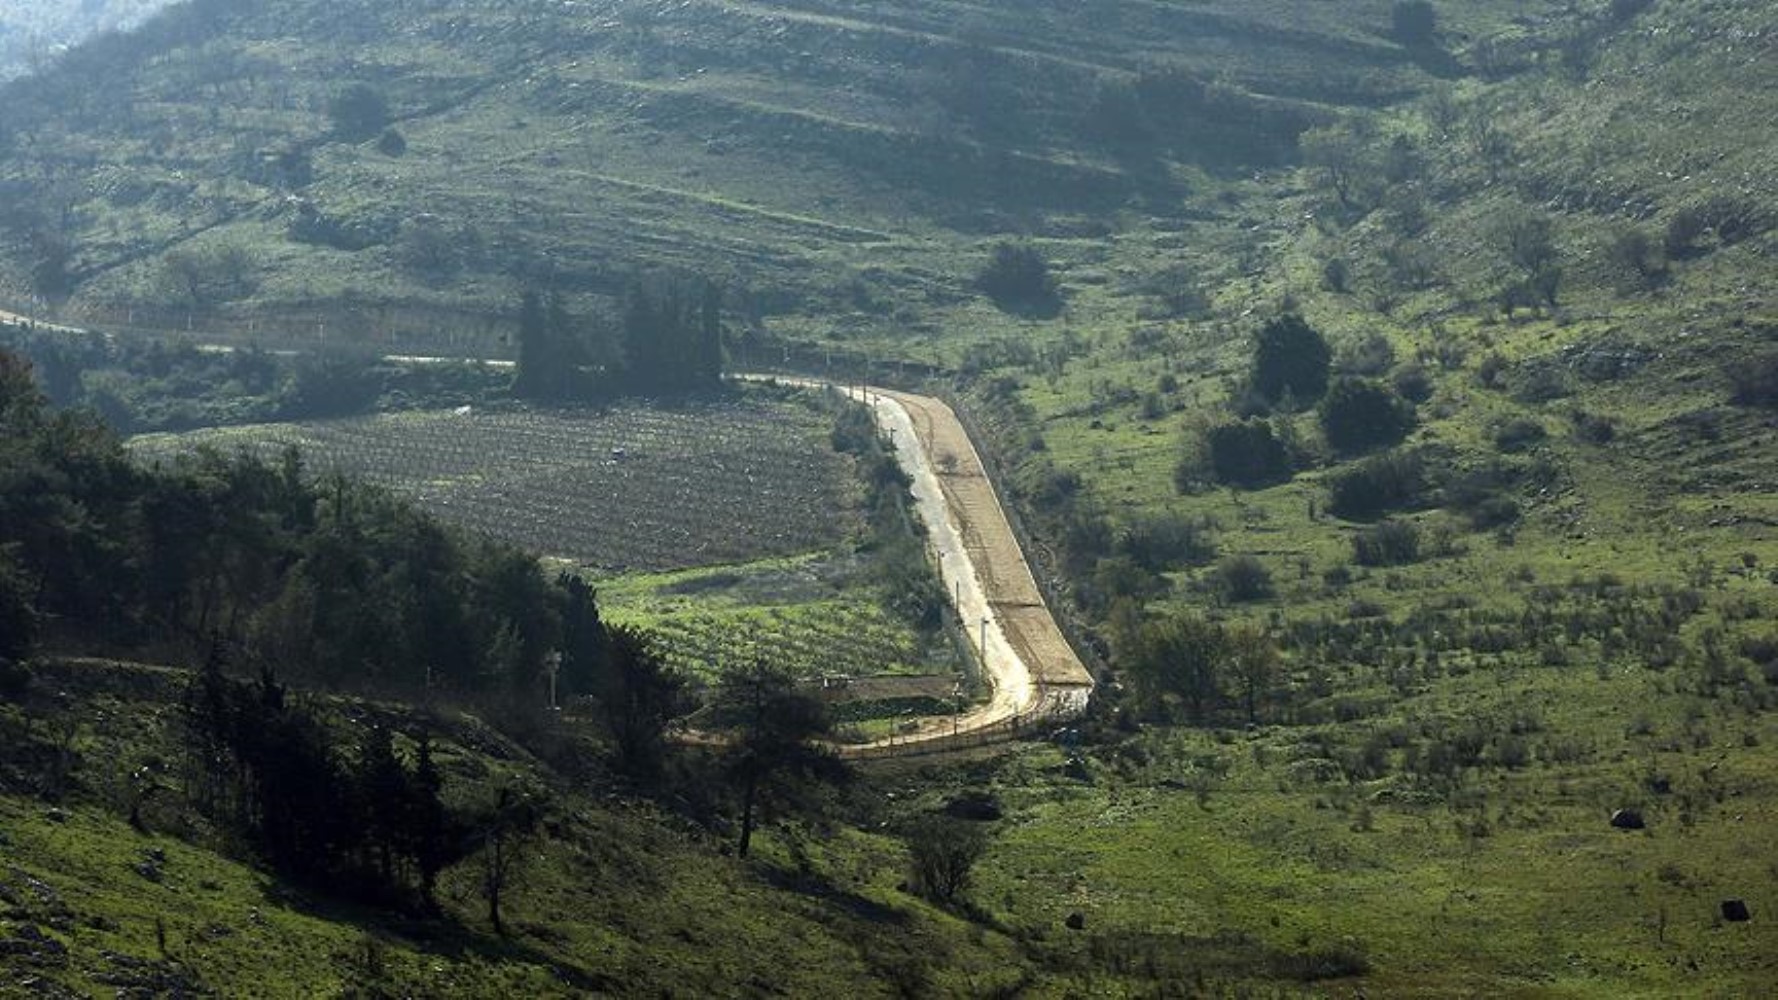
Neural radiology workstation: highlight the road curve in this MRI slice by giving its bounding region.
[740,375,1095,755]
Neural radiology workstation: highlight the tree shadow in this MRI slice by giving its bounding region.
[256,878,619,992]
[752,860,912,927]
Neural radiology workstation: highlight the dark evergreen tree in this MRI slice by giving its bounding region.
[1250,314,1331,406]
[597,625,687,781]
[619,274,725,395]
[717,659,846,858]
[1319,377,1416,454]
[1194,419,1293,488]
[556,572,606,698]
[406,731,450,910]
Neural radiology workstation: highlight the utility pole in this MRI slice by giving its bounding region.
[545,651,562,711]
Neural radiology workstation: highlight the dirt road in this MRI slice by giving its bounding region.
[746,377,1095,754]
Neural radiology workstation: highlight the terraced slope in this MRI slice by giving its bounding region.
[0,0,1561,336]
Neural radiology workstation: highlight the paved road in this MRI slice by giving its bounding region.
[742,376,1094,754]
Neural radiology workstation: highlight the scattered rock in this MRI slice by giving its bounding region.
[1722,899,1751,922]
[1064,912,1086,930]
[41,809,67,825]
[1,925,69,968]
[1609,808,1645,830]
[93,950,204,994]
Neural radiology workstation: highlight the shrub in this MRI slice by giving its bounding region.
[1729,351,1778,409]
[1337,333,1397,376]
[1464,495,1521,530]
[1392,363,1434,403]
[376,127,407,157]
[1512,366,1571,403]
[906,814,989,904]
[1251,314,1331,406]
[1353,519,1421,566]
[1194,419,1294,488]
[1665,207,1709,259]
[976,242,1060,316]
[328,82,390,141]
[1492,417,1547,453]
[1215,554,1275,603]
[1319,378,1415,454]
[1118,512,1218,571]
[1325,449,1425,521]
[1475,352,1508,389]
[1569,409,1617,444]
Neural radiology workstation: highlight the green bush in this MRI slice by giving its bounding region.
[1215,554,1275,602]
[1353,519,1421,566]
[1319,378,1415,454]
[1325,449,1425,521]
[1192,419,1294,488]
[1492,417,1547,453]
[1118,512,1218,571]
[976,242,1060,316]
[1250,314,1331,406]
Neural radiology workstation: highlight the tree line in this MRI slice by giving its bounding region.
[2,346,847,915]
[512,273,724,401]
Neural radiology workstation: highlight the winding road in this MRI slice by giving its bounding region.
[743,377,1095,756]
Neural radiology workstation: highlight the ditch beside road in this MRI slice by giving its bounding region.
[740,376,1096,756]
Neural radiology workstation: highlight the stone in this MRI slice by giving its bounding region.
[1064,912,1085,931]
[1722,899,1751,922]
[1609,808,1645,830]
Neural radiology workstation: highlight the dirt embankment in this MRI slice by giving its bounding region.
[751,377,1095,754]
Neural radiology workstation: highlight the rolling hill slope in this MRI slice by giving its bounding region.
[0,0,1562,338]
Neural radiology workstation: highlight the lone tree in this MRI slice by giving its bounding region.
[472,786,543,936]
[1126,611,1228,724]
[906,814,989,904]
[328,82,390,141]
[1225,624,1280,726]
[717,659,846,858]
[976,242,1061,317]
[1298,124,1377,212]
[1493,207,1563,310]
[1250,314,1331,407]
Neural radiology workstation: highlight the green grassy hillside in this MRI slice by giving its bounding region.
[0,659,1033,997]
[0,0,1565,339]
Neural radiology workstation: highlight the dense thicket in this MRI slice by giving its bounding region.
[0,321,507,433]
[182,649,463,907]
